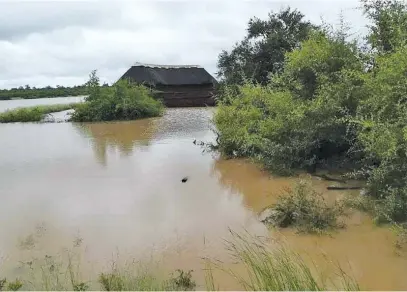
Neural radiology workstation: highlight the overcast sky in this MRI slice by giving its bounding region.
[0,0,367,89]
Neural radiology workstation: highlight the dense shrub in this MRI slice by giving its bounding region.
[70,71,164,122]
[215,31,366,174]
[214,0,407,225]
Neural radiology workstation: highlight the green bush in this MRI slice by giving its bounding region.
[70,71,164,122]
[352,46,407,223]
[261,180,346,233]
[214,32,365,174]
[214,1,407,227]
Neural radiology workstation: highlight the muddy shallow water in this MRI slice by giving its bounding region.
[0,99,407,290]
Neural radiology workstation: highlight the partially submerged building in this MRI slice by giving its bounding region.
[118,63,218,107]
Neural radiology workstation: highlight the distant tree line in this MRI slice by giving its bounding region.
[0,82,110,100]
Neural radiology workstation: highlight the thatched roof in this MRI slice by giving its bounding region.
[118,63,217,86]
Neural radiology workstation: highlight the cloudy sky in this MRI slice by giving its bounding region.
[0,0,367,89]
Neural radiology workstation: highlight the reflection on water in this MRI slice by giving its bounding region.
[1,105,407,290]
[75,119,158,165]
[0,107,266,290]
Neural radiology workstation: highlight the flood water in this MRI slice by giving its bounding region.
[0,96,85,112]
[1,98,407,290]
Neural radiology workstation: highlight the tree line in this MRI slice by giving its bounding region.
[0,83,110,100]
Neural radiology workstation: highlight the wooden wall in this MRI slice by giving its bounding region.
[154,84,216,107]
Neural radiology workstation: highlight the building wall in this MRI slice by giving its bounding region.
[154,84,216,107]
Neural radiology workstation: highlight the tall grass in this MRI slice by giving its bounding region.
[205,230,359,291]
[2,231,359,291]
[0,104,77,123]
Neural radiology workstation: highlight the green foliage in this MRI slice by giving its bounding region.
[214,2,407,226]
[72,282,89,291]
[0,279,23,291]
[6,280,23,292]
[362,0,407,53]
[262,180,346,233]
[216,7,315,86]
[98,265,166,291]
[0,104,77,123]
[70,71,164,122]
[99,273,125,291]
[166,270,196,291]
[214,32,365,174]
[392,223,407,250]
[354,46,407,223]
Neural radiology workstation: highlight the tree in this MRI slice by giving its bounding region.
[216,7,316,85]
[85,70,101,102]
[362,0,407,53]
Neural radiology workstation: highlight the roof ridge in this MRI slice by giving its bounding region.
[133,63,202,69]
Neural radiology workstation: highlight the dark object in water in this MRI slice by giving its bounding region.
[181,177,188,183]
[193,139,197,145]
[327,186,362,190]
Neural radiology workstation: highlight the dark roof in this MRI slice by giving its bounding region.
[118,64,217,86]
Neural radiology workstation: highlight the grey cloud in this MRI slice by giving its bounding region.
[0,1,122,40]
[0,0,365,89]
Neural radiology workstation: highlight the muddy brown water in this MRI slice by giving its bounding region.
[0,98,407,290]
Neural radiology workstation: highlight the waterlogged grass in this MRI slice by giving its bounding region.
[1,231,359,291]
[0,278,23,291]
[261,180,346,233]
[206,230,359,291]
[0,104,78,123]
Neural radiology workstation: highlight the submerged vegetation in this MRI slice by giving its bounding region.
[0,71,163,124]
[70,71,164,122]
[216,231,359,291]
[0,104,78,123]
[261,180,346,233]
[0,231,358,291]
[214,0,407,231]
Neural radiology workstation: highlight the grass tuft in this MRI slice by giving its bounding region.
[0,278,23,291]
[206,230,359,291]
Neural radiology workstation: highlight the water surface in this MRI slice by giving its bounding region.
[0,96,85,112]
[0,98,407,290]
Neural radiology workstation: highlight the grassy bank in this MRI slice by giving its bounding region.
[0,232,358,291]
[69,71,164,122]
[0,104,78,123]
